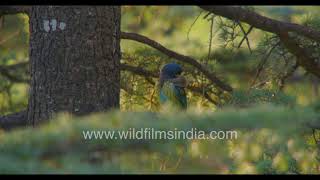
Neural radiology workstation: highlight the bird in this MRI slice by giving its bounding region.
[158,63,188,110]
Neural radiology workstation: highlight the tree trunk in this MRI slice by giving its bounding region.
[27,6,121,126]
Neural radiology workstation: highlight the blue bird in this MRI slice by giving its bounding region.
[158,63,187,109]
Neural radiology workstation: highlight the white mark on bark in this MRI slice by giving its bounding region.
[43,20,50,32]
[59,22,66,30]
[43,19,66,32]
[50,19,57,31]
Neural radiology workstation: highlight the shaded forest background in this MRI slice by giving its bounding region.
[1,6,320,174]
[1,6,320,113]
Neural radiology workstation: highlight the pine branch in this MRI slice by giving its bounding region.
[121,32,233,92]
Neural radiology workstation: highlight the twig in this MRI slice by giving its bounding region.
[313,129,320,145]
[187,11,203,41]
[249,42,280,89]
[208,17,215,60]
[278,62,299,91]
[238,25,253,52]
[0,30,20,45]
[203,12,211,20]
[0,16,4,29]
[202,16,215,99]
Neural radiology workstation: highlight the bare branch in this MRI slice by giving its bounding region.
[0,62,29,83]
[199,6,320,79]
[121,63,157,78]
[4,61,28,69]
[199,6,320,43]
[121,32,233,92]
[0,110,27,130]
[279,32,320,78]
[187,85,220,106]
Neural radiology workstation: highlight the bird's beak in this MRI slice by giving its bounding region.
[172,75,187,87]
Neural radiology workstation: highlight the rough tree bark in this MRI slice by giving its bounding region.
[27,6,121,126]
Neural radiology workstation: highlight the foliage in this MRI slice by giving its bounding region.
[0,105,319,174]
[1,6,320,174]
[1,6,320,113]
[227,89,296,107]
[0,14,29,115]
